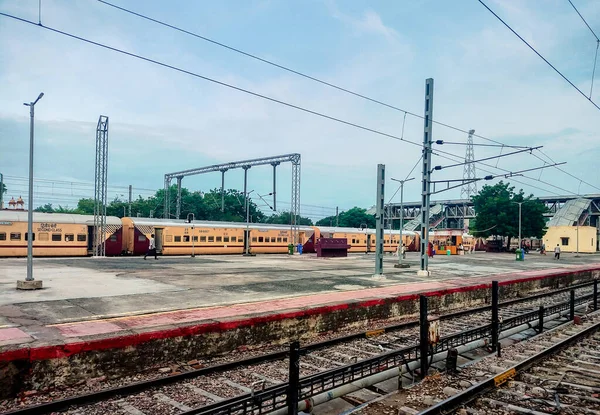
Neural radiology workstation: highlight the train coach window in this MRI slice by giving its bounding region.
[183,235,190,242]
[265,237,270,243]
[200,236,206,242]
[166,235,173,243]
[39,233,49,241]
[65,234,74,242]
[258,236,264,242]
[283,237,288,243]
[25,233,35,241]
[10,233,21,241]
[174,236,181,242]
[252,237,257,242]
[193,236,198,242]
[216,236,222,242]
[277,237,282,243]
[208,236,214,242]
[231,236,237,242]
[0,233,5,241]
[224,236,229,243]
[137,235,146,242]
[110,234,118,242]
[52,234,61,242]
[77,234,86,242]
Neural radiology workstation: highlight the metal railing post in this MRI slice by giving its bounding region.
[287,341,300,415]
[570,289,576,321]
[491,281,499,352]
[419,295,429,380]
[594,279,598,311]
[538,306,544,334]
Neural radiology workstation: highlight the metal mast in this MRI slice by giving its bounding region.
[290,154,301,245]
[461,130,477,198]
[461,129,476,231]
[418,78,434,276]
[93,116,109,257]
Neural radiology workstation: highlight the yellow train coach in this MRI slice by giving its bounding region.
[121,217,315,255]
[0,211,122,257]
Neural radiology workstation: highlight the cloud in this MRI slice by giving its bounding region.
[327,1,400,42]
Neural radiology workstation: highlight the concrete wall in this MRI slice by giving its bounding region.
[1,267,598,398]
[544,226,596,253]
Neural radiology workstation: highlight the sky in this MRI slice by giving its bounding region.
[1,0,599,221]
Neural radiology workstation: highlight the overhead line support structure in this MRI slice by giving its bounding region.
[163,153,301,243]
[93,115,109,257]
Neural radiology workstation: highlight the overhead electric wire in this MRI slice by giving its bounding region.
[96,0,532,151]
[0,12,435,151]
[567,0,599,41]
[1,9,589,198]
[96,0,600,194]
[531,150,600,192]
[477,0,600,111]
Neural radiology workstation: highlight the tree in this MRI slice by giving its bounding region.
[470,181,547,249]
[315,207,375,228]
[266,211,313,226]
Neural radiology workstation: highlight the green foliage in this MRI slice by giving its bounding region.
[265,211,313,226]
[315,207,375,228]
[470,181,548,246]
[34,186,273,223]
[35,202,81,214]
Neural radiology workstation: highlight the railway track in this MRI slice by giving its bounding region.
[1,281,597,415]
[416,310,600,415]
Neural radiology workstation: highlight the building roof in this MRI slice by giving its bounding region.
[546,198,591,227]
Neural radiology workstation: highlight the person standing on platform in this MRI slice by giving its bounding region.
[554,244,560,260]
[144,233,158,260]
[402,243,406,260]
[541,243,546,255]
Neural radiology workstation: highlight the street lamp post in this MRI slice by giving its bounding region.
[512,201,523,253]
[392,177,415,268]
[187,213,195,258]
[19,92,44,290]
[244,190,254,256]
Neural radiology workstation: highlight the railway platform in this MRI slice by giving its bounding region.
[0,252,599,396]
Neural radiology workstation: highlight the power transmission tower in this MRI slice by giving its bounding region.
[461,129,476,231]
[93,116,109,257]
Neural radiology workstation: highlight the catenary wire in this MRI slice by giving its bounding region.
[96,0,528,150]
[1,11,586,198]
[0,13,433,150]
[477,0,600,111]
[97,0,598,192]
[88,3,600,191]
[567,0,599,41]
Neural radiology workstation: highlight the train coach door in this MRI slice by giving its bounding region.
[366,234,372,253]
[155,228,163,253]
[87,226,94,253]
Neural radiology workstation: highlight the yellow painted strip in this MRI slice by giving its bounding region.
[366,328,385,338]
[494,368,516,387]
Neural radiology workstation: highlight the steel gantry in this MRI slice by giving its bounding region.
[93,116,109,257]
[163,153,301,243]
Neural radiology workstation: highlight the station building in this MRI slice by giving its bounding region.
[543,198,597,253]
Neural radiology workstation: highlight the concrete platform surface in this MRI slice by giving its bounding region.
[0,252,599,359]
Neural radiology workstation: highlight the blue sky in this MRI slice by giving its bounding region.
[1,0,599,220]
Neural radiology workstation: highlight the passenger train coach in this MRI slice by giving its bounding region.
[0,211,420,257]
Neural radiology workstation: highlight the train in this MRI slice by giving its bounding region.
[0,211,424,257]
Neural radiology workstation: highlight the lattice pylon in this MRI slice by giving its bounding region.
[461,129,476,232]
[461,129,477,199]
[93,116,109,257]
